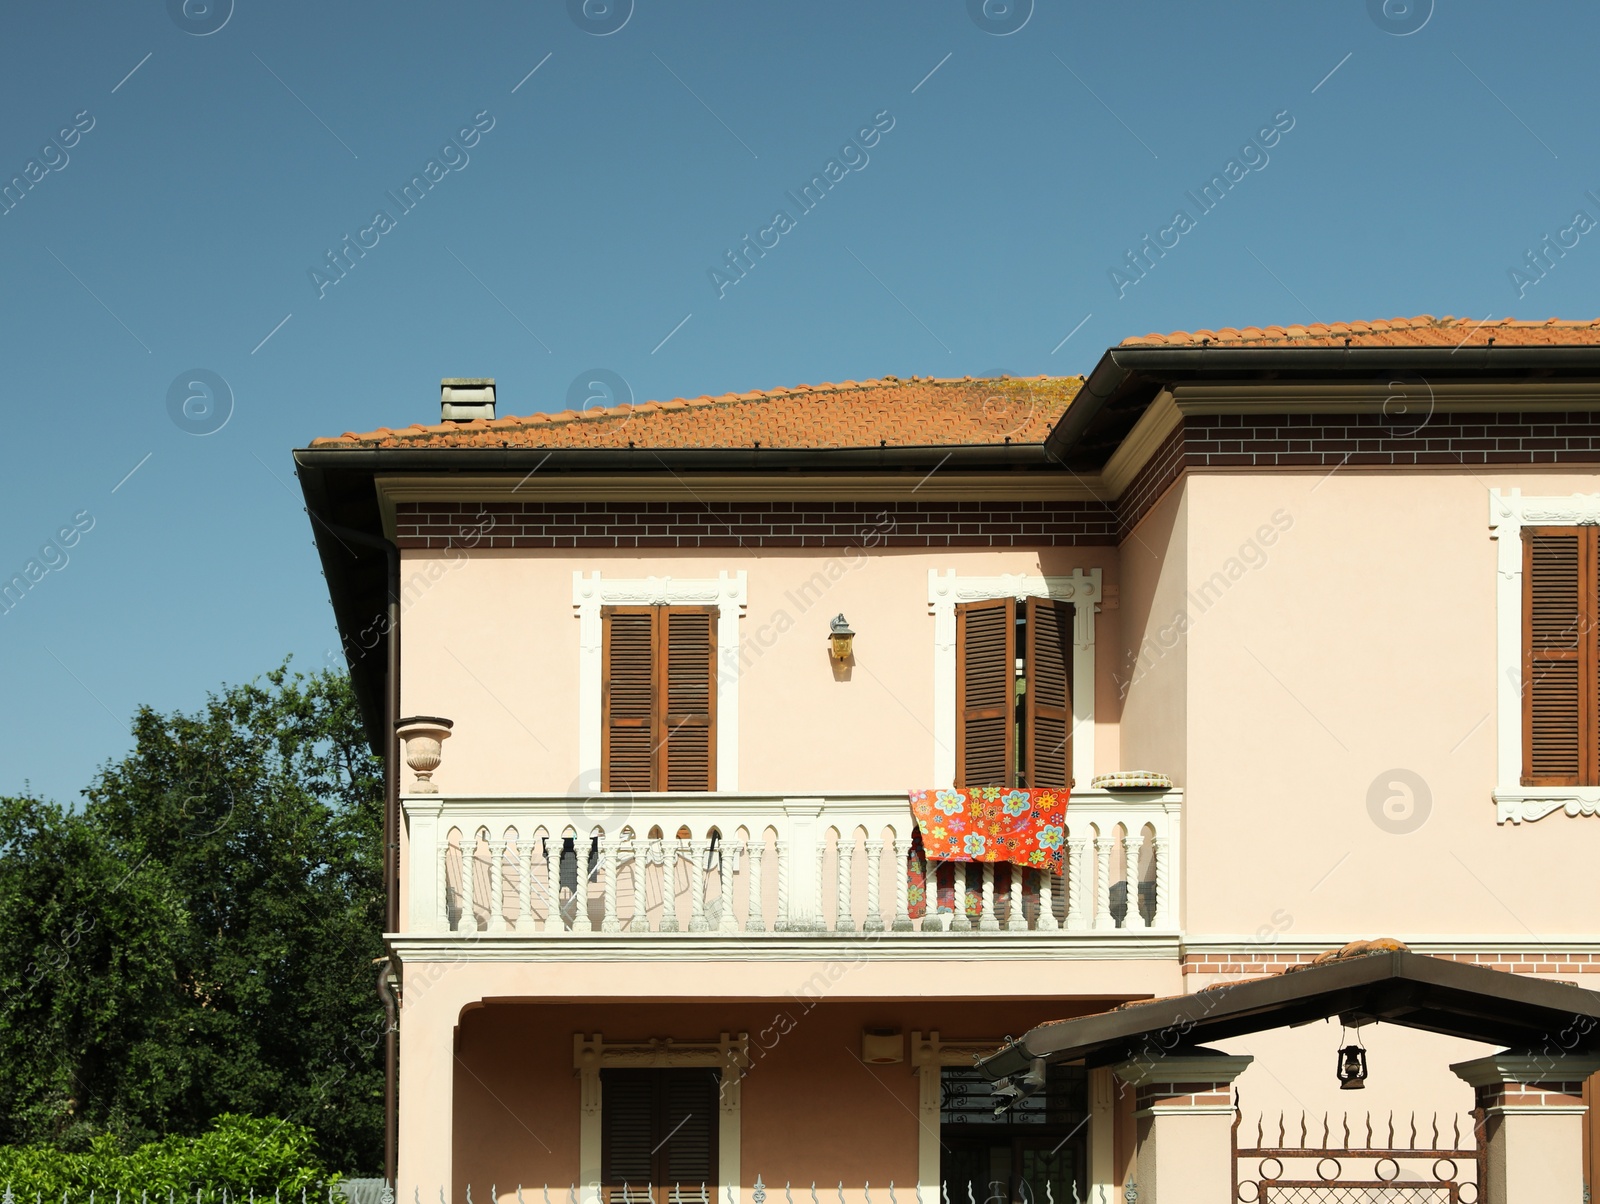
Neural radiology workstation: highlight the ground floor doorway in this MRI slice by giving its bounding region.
[940,1064,1088,1204]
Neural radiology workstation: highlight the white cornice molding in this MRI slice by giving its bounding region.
[1174,381,1600,414]
[1488,490,1600,821]
[377,472,1105,505]
[928,569,1102,788]
[1114,1052,1253,1087]
[386,931,1183,963]
[1452,1052,1600,1088]
[1101,390,1180,499]
[573,571,748,791]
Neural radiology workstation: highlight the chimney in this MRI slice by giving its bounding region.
[440,378,495,422]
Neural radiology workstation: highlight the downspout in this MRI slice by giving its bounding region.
[375,956,399,1182]
[320,517,401,1185]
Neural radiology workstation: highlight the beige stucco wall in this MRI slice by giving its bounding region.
[397,545,1120,797]
[387,461,1600,1199]
[1116,482,1187,786]
[1180,467,1600,937]
[392,466,1600,939]
[449,999,1105,1195]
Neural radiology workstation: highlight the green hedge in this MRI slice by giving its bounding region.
[0,1115,340,1199]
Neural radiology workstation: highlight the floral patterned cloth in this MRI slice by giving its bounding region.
[908,787,1067,872]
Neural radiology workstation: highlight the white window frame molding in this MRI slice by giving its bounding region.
[574,1032,749,1204]
[1489,489,1600,823]
[927,569,1101,788]
[574,571,748,792]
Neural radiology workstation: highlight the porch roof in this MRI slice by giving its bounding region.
[976,948,1600,1079]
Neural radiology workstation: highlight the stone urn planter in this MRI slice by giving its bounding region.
[395,716,454,794]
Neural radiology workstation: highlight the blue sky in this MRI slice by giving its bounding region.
[1,1,1594,804]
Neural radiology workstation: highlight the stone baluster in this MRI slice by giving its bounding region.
[658,840,680,933]
[920,853,944,932]
[545,836,562,933]
[834,835,855,932]
[602,838,621,932]
[627,839,649,932]
[460,834,477,933]
[717,841,740,933]
[1152,835,1173,928]
[521,839,536,931]
[1094,833,1116,930]
[1036,864,1059,931]
[746,836,765,932]
[951,865,973,933]
[1067,836,1090,930]
[572,836,594,933]
[978,863,999,932]
[1122,833,1146,930]
[438,841,452,932]
[864,839,885,931]
[487,839,506,932]
[1005,865,1026,932]
[892,837,914,932]
[688,839,710,932]
[815,842,829,931]
[774,839,789,932]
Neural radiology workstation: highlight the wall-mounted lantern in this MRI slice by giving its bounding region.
[829,613,855,661]
[1336,1037,1368,1090]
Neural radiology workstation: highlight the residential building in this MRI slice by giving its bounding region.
[297,316,1600,1202]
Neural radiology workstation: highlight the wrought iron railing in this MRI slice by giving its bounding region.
[1233,1106,1485,1203]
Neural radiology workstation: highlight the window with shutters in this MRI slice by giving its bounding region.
[602,606,718,792]
[955,597,1074,788]
[1522,527,1600,786]
[601,1068,719,1204]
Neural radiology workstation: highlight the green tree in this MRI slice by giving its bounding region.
[0,664,385,1172]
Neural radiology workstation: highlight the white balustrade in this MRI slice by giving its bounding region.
[406,789,1182,939]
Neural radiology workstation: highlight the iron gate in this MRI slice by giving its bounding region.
[1233,1105,1485,1204]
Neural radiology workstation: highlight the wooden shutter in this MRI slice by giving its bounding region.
[1523,527,1599,785]
[601,1070,656,1204]
[1024,597,1073,788]
[661,608,717,791]
[602,606,717,791]
[601,1068,719,1204]
[956,598,1015,787]
[603,608,658,792]
[661,1069,718,1202]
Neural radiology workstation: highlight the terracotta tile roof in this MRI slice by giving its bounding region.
[311,375,1083,450]
[1122,315,1600,349]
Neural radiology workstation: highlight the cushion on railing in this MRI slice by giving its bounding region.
[1089,771,1173,790]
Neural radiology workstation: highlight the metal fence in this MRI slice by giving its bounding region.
[1233,1108,1485,1204]
[2,1182,1123,1204]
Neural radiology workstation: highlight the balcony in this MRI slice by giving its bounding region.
[399,789,1181,953]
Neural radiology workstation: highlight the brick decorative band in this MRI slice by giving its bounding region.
[1182,951,1600,976]
[396,412,1600,549]
[395,500,1119,549]
[1476,1083,1586,1110]
[1183,411,1600,468]
[1116,411,1600,539]
[1135,1083,1234,1110]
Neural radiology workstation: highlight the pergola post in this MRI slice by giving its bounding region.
[1111,1047,1252,1204]
[1451,1051,1600,1204]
